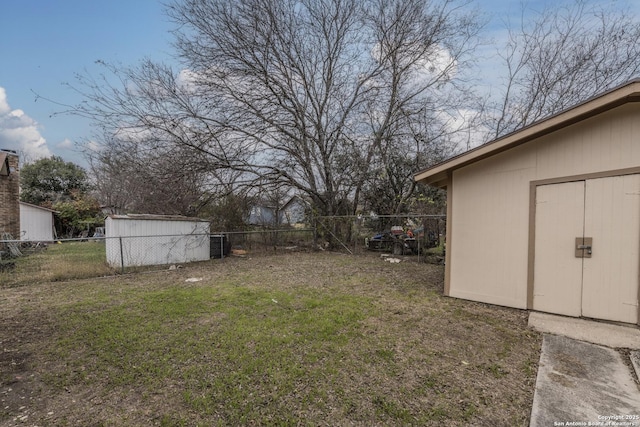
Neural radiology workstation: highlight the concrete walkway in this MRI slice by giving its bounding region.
[529,312,640,349]
[528,313,640,427]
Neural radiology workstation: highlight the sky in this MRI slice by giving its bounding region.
[0,0,174,165]
[0,0,638,167]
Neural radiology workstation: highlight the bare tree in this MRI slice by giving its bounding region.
[87,145,134,215]
[86,131,238,216]
[351,0,481,214]
[70,0,481,217]
[488,0,640,138]
[168,0,378,217]
[360,107,461,215]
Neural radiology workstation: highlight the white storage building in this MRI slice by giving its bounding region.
[19,202,56,241]
[105,214,210,268]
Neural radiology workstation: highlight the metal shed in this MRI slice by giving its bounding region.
[19,202,56,241]
[415,80,640,325]
[105,214,210,268]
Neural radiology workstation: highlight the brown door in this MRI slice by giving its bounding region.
[533,175,640,324]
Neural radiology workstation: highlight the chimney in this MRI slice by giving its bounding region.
[0,149,20,239]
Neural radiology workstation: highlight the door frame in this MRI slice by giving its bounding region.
[526,166,640,325]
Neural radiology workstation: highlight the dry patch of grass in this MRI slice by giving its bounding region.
[1,241,115,287]
[0,252,541,426]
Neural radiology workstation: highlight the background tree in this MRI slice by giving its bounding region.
[487,0,640,138]
[87,138,213,216]
[20,156,90,206]
[86,142,136,215]
[69,0,640,224]
[71,0,481,219]
[20,156,102,237]
[85,127,248,218]
[203,192,252,231]
[355,0,480,214]
[53,192,103,238]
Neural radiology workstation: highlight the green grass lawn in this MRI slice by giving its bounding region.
[1,240,114,286]
[0,252,541,426]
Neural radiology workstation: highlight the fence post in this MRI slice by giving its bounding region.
[272,230,277,254]
[313,216,318,251]
[354,217,359,255]
[119,236,124,274]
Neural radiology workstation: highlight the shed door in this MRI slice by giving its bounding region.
[533,175,640,324]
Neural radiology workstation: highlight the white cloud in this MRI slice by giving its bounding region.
[371,43,458,83]
[414,46,458,82]
[0,86,52,159]
[0,87,10,115]
[177,68,200,91]
[440,108,491,151]
[85,140,101,153]
[113,124,154,143]
[56,138,74,149]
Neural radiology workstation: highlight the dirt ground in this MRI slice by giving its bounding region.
[0,251,541,426]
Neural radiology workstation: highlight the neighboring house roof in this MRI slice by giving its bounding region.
[248,195,308,225]
[19,202,58,213]
[282,195,307,209]
[414,79,640,187]
[251,195,307,210]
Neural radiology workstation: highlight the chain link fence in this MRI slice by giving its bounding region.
[0,238,114,287]
[314,214,446,258]
[0,217,443,287]
[0,228,316,287]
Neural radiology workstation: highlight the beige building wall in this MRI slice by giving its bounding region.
[448,103,640,309]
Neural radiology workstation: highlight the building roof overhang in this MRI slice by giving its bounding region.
[107,214,209,222]
[19,202,58,213]
[414,79,640,188]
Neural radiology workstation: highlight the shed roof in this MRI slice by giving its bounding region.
[19,202,58,213]
[414,79,640,188]
[107,214,209,222]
